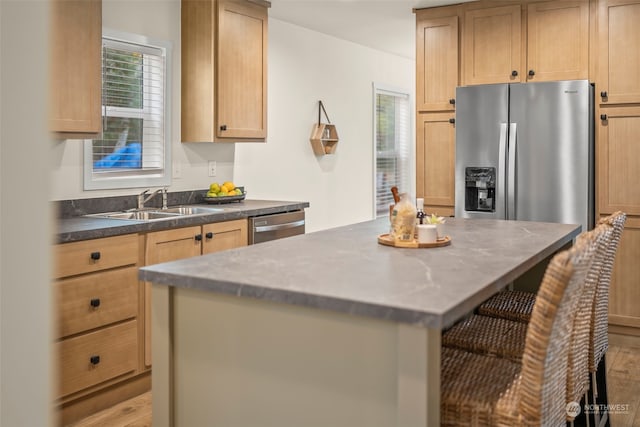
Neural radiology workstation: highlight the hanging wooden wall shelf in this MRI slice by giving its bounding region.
[310,101,339,155]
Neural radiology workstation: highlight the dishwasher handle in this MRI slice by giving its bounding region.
[254,219,305,233]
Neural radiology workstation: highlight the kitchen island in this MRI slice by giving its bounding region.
[140,217,580,427]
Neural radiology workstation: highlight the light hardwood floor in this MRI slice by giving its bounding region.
[606,344,640,426]
[68,391,151,427]
[69,344,640,427]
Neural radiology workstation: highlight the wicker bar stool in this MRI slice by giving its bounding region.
[589,212,626,424]
[476,289,535,323]
[469,212,626,423]
[441,231,598,426]
[442,223,611,425]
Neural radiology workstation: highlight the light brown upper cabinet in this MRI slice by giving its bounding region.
[416,112,456,216]
[182,0,269,143]
[526,1,589,82]
[463,5,522,85]
[597,0,640,105]
[416,7,459,112]
[49,0,102,137]
[463,1,589,85]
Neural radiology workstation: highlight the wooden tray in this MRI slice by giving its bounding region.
[377,233,451,248]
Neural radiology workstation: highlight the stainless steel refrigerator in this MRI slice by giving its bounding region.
[454,80,594,232]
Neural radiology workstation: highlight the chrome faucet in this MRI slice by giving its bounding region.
[137,187,168,210]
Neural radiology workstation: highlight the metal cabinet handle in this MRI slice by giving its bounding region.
[205,232,213,239]
[195,234,202,241]
[449,118,455,124]
[90,251,101,260]
[90,298,101,308]
[449,98,455,105]
[220,125,227,131]
[600,114,607,121]
[600,91,608,98]
[90,355,100,365]
[528,69,535,77]
[511,70,518,77]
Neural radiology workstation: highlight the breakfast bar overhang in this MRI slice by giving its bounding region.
[140,217,580,427]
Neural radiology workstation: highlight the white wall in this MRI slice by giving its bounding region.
[49,0,415,233]
[236,19,414,232]
[1,1,52,426]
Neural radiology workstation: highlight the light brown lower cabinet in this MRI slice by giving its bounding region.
[55,219,249,424]
[53,234,149,426]
[143,219,248,366]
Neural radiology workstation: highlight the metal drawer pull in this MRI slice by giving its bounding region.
[90,251,101,260]
[90,355,100,365]
[254,220,305,233]
[205,232,214,239]
[90,298,101,308]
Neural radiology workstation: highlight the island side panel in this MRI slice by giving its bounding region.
[156,286,439,427]
[151,284,173,427]
[397,325,441,427]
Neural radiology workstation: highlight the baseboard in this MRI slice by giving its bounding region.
[609,328,640,348]
[57,371,151,426]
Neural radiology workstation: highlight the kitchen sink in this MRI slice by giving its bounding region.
[85,205,223,222]
[161,206,223,215]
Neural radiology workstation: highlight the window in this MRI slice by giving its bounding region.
[84,30,171,190]
[373,84,412,217]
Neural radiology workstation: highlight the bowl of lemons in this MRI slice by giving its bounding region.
[203,181,246,204]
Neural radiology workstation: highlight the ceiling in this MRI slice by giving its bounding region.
[269,0,472,59]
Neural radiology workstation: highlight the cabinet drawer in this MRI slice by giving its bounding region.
[55,267,139,338]
[54,234,139,279]
[57,320,138,398]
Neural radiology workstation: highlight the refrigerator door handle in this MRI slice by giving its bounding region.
[507,123,517,219]
[498,123,508,217]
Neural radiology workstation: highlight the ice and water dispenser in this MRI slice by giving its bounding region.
[465,167,496,212]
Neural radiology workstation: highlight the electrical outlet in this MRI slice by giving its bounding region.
[173,162,182,179]
[208,161,217,177]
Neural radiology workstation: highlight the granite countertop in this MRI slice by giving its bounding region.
[139,217,580,329]
[56,199,309,243]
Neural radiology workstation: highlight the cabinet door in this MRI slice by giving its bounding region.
[526,0,589,82]
[144,226,201,367]
[202,219,248,255]
[416,113,455,215]
[181,0,215,142]
[416,13,458,112]
[597,107,640,215]
[608,217,640,329]
[598,0,640,105]
[49,0,101,135]
[463,5,522,85]
[216,0,268,139]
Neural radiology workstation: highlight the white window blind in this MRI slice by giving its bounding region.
[374,86,412,217]
[84,30,171,190]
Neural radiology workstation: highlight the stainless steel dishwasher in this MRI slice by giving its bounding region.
[248,210,305,244]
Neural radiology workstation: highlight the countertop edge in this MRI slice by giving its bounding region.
[139,267,443,329]
[56,200,310,243]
